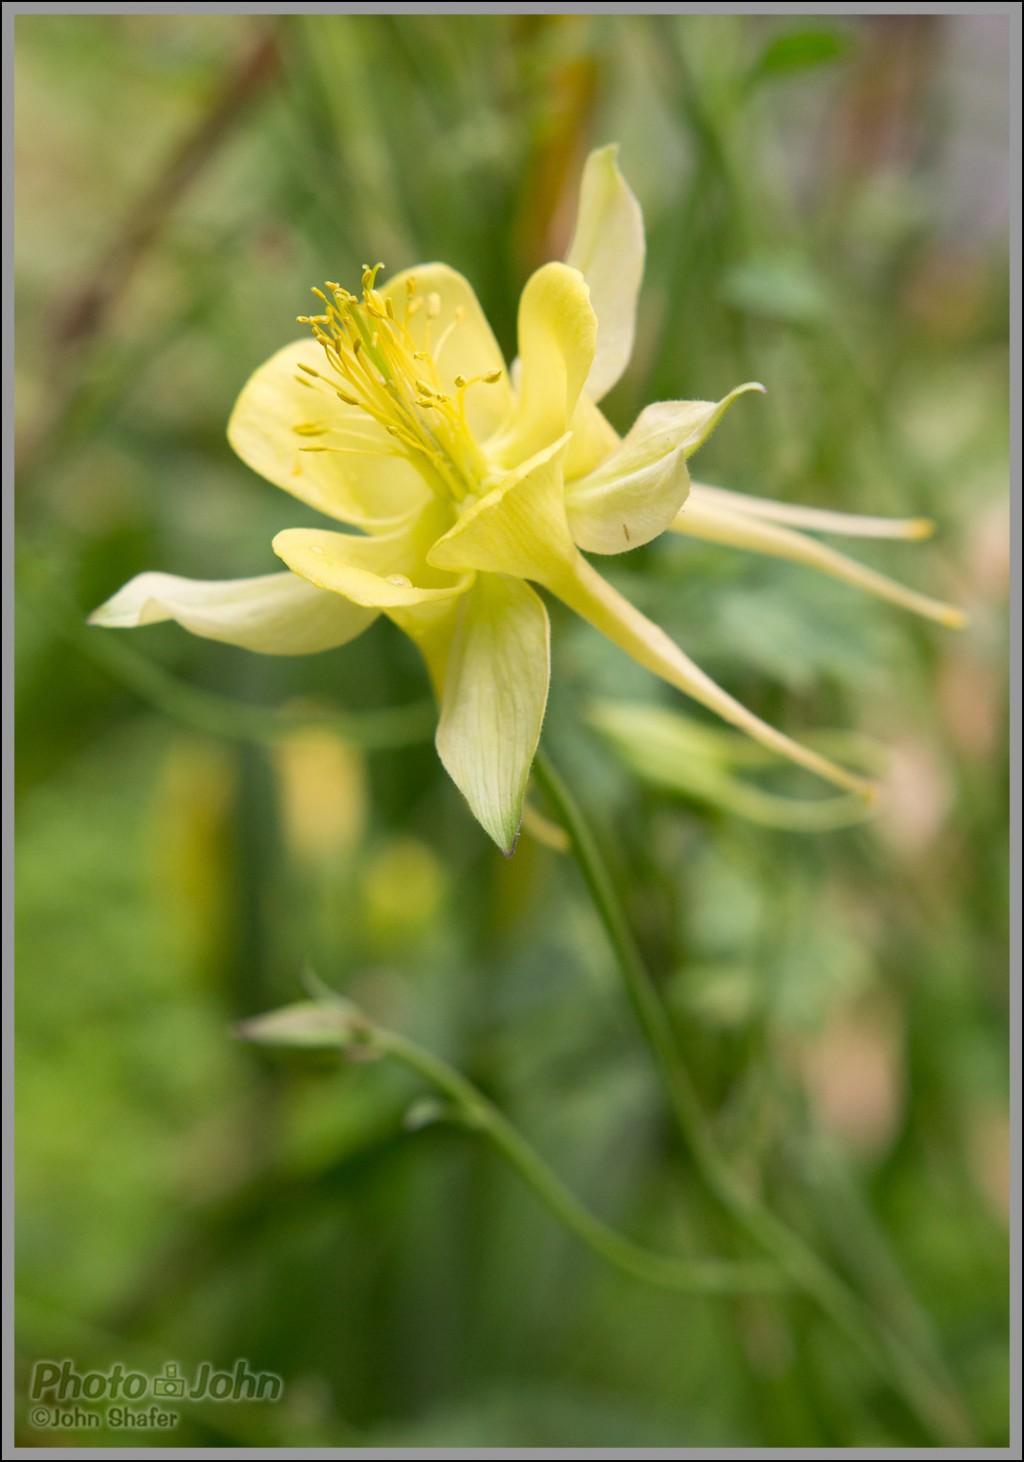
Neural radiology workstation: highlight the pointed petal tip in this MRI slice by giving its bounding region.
[476,797,528,856]
[87,596,142,628]
[589,141,620,163]
[473,810,521,858]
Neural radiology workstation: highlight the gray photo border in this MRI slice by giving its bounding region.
[4,2,1019,1458]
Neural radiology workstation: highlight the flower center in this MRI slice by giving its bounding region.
[297,265,502,505]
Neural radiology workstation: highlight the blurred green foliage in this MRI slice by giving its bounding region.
[15,12,1009,1448]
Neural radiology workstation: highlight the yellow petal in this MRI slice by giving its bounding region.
[487,263,597,469]
[379,263,513,442]
[273,525,469,609]
[88,570,376,654]
[565,144,645,401]
[427,435,575,581]
[228,340,430,529]
[274,504,473,700]
[564,391,621,480]
[551,556,874,798]
[436,575,550,853]
[674,495,966,627]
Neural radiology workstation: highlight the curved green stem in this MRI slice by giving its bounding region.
[531,749,972,1446]
[237,995,782,1299]
[16,550,435,751]
[75,623,436,750]
[373,1024,783,1298]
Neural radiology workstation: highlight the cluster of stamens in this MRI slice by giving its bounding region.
[293,264,502,504]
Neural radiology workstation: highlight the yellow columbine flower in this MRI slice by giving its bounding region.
[90,147,962,852]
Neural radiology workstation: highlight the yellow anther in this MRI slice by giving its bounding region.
[483,368,503,383]
[297,363,321,377]
[300,265,488,504]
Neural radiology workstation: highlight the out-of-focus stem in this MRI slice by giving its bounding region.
[532,748,972,1446]
[371,1024,784,1298]
[16,551,435,751]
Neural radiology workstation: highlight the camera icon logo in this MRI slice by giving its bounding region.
[152,1363,186,1399]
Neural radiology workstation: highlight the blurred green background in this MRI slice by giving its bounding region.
[14,12,1010,1449]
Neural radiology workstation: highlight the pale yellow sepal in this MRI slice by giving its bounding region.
[564,384,764,554]
[565,143,645,402]
[436,575,551,854]
[87,569,377,655]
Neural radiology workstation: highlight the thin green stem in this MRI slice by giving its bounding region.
[239,994,782,1298]
[372,1024,783,1298]
[74,621,436,751]
[531,749,972,1446]
[15,553,435,751]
